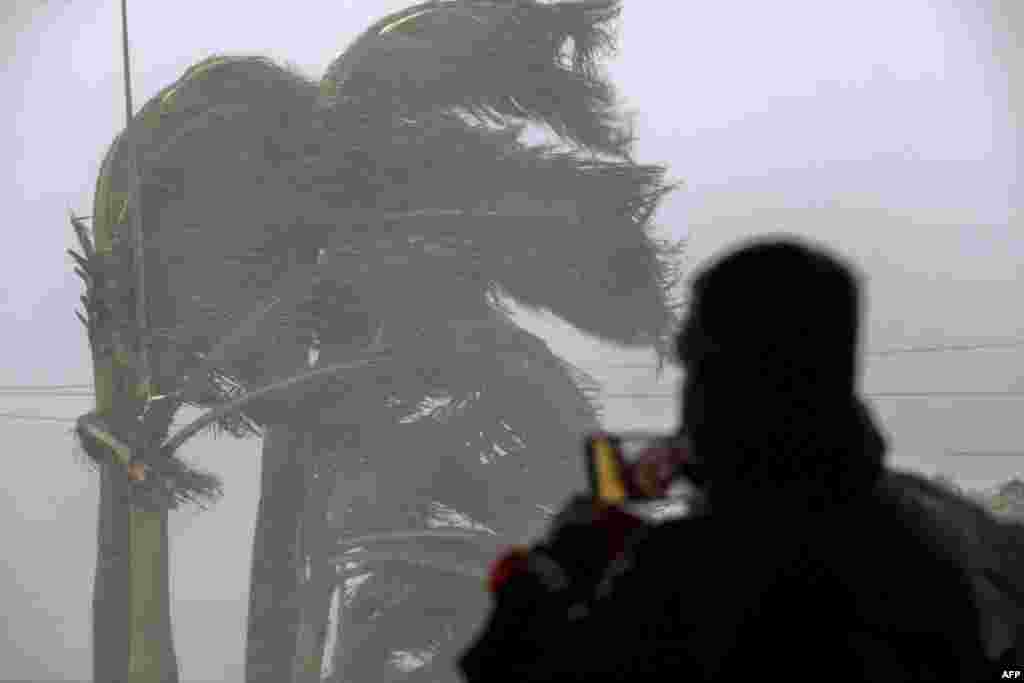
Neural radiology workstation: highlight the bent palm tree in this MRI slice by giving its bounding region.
[300,3,680,679]
[75,53,329,683]
[81,2,682,682]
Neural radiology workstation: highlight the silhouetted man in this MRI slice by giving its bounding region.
[458,236,993,682]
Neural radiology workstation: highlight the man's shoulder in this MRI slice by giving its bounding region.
[636,496,965,578]
[639,514,715,552]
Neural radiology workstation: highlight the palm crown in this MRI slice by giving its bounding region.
[81,2,682,679]
[86,0,681,521]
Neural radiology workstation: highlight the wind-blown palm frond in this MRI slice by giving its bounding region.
[167,351,395,455]
[72,417,223,511]
[315,306,601,534]
[321,0,629,157]
[184,370,262,438]
[83,56,343,499]
[334,561,487,683]
[467,147,682,348]
[95,55,324,381]
[302,103,682,349]
[84,25,688,683]
[100,47,680,423]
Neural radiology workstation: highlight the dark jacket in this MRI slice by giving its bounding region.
[459,481,993,682]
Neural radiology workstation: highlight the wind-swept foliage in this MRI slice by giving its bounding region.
[89,1,680,424]
[322,0,628,156]
[84,1,682,680]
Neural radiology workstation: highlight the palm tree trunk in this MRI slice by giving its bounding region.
[93,2,176,676]
[90,437,178,683]
[245,423,313,683]
[93,462,131,683]
[328,591,377,683]
[292,451,338,683]
[158,512,180,683]
[88,166,177,683]
[90,414,178,683]
[128,506,177,682]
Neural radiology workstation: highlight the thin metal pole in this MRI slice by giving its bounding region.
[121,0,134,121]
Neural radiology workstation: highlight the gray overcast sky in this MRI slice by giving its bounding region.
[2,1,1021,680]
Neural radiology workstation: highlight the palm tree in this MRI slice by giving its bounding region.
[298,3,681,678]
[73,52,323,682]
[83,53,349,683]
[77,51,347,683]
[79,2,682,681]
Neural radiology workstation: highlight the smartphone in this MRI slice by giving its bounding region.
[584,432,698,504]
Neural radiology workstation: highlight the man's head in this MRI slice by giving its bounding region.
[675,235,882,504]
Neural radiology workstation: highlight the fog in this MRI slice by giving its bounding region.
[1,0,1020,680]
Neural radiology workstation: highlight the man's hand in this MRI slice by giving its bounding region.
[538,495,648,595]
[548,494,612,531]
[487,495,649,603]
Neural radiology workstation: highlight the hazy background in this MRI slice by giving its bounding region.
[2,0,1020,680]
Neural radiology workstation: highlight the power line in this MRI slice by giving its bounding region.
[866,340,1024,356]
[0,412,194,427]
[612,391,1024,398]
[584,340,1024,369]
[0,385,93,392]
[866,391,1024,398]
[0,392,95,397]
[0,412,79,423]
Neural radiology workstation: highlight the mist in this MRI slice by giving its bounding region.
[2,1,1020,680]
